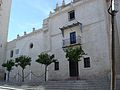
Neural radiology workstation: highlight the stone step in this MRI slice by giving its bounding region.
[1,80,120,90]
[35,80,110,90]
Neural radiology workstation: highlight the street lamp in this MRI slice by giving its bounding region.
[112,0,119,12]
[108,0,119,90]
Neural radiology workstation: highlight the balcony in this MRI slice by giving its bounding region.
[62,36,81,48]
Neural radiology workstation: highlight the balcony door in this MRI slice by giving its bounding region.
[70,32,76,44]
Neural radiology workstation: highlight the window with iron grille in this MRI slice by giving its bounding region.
[70,32,76,44]
[84,57,90,68]
[68,10,75,21]
[55,62,59,70]
[10,50,14,58]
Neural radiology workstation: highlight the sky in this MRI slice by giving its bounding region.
[8,0,71,41]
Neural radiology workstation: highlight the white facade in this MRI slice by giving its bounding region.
[5,0,120,82]
[48,0,111,80]
[0,0,12,80]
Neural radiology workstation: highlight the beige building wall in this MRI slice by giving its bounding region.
[0,0,12,80]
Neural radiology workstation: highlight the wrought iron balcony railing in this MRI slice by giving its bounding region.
[63,36,81,48]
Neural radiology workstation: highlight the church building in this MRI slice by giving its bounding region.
[1,0,120,82]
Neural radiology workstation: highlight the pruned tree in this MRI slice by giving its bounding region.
[15,55,31,82]
[36,53,56,81]
[2,59,15,82]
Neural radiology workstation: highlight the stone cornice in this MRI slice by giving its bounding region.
[8,28,43,43]
[59,22,80,31]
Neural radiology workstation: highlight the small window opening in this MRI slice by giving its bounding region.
[29,43,33,49]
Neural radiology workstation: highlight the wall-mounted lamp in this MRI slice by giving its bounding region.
[112,0,119,12]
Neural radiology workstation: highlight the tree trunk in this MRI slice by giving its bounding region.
[45,65,47,82]
[22,69,24,82]
[7,71,10,82]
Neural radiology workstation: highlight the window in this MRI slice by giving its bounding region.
[29,43,33,49]
[15,49,19,54]
[10,50,13,58]
[84,57,90,68]
[68,10,75,21]
[70,32,76,44]
[55,62,59,70]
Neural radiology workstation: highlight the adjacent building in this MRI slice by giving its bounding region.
[0,0,12,80]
